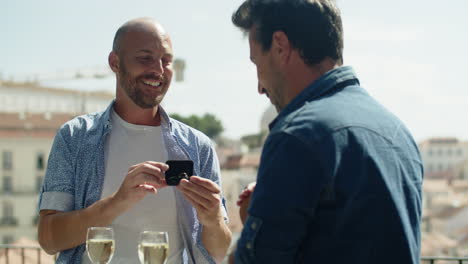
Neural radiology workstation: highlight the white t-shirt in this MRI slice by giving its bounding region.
[82,109,184,264]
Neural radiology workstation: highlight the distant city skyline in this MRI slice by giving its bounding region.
[2,0,467,140]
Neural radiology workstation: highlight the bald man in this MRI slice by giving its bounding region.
[37,18,231,264]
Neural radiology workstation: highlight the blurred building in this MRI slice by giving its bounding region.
[0,237,55,263]
[0,81,113,244]
[419,137,468,180]
[221,168,257,234]
[0,81,112,115]
[173,58,186,82]
[419,137,468,256]
[259,105,277,133]
[422,177,468,256]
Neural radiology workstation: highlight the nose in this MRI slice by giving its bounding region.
[150,60,164,76]
[258,82,264,94]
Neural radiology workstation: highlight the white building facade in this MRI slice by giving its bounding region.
[419,138,468,180]
[0,135,52,243]
[0,81,113,243]
[0,81,112,115]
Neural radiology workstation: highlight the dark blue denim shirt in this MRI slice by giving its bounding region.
[235,66,423,264]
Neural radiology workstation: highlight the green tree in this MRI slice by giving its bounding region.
[170,113,224,139]
[241,130,267,149]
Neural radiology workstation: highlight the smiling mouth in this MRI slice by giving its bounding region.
[142,80,163,88]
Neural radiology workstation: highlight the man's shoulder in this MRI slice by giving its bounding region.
[282,87,400,138]
[275,89,418,155]
[57,110,106,138]
[272,101,335,144]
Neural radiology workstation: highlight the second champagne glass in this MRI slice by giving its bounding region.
[138,231,169,264]
[86,227,115,264]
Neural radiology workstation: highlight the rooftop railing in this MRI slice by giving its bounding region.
[421,257,468,264]
[0,245,56,264]
[0,245,467,264]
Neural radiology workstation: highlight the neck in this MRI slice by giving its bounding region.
[285,57,340,106]
[114,89,162,126]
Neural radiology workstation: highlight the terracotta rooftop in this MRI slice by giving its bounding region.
[452,180,468,192]
[0,112,76,138]
[421,232,457,256]
[423,179,450,193]
[432,203,468,219]
[419,137,460,146]
[222,152,260,170]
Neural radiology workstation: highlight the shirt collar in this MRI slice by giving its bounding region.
[102,100,173,132]
[269,66,359,130]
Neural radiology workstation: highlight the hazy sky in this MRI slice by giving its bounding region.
[2,0,467,141]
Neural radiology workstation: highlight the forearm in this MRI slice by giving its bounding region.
[202,219,232,263]
[38,195,126,255]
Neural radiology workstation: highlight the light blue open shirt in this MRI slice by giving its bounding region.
[38,101,227,264]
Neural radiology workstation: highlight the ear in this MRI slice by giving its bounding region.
[108,51,120,73]
[271,31,292,65]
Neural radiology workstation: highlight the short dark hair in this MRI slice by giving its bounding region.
[232,0,343,66]
[112,24,132,55]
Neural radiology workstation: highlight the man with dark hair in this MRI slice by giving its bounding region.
[37,18,231,263]
[231,0,423,263]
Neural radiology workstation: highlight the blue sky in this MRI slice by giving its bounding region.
[2,0,468,141]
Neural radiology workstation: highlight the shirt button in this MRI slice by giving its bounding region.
[246,242,253,249]
[251,222,257,230]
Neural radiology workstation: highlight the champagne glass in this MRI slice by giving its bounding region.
[138,231,169,264]
[86,227,115,264]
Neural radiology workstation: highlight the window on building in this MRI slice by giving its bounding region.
[458,149,463,156]
[3,201,13,218]
[36,176,43,192]
[427,164,433,172]
[2,176,12,193]
[447,149,452,156]
[438,149,443,156]
[36,152,45,170]
[0,201,17,226]
[32,215,39,226]
[438,164,444,171]
[2,235,14,244]
[428,149,433,156]
[2,151,13,170]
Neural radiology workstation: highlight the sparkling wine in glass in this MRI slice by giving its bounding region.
[86,227,115,264]
[138,231,169,264]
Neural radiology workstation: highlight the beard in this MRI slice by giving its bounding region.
[118,61,166,109]
[261,86,282,113]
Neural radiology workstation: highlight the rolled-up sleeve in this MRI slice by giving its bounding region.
[38,128,76,212]
[235,133,327,263]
